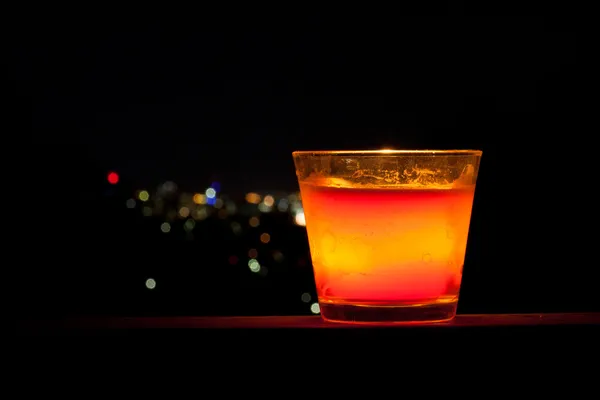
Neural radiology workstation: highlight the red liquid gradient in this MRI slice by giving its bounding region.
[299,182,476,307]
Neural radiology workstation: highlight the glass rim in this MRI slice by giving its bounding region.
[292,149,482,156]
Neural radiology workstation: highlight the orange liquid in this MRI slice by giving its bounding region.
[299,182,476,307]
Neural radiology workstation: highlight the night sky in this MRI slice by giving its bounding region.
[17,11,583,194]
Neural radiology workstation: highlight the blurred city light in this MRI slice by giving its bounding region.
[245,192,261,204]
[107,171,119,184]
[110,179,321,311]
[258,202,272,213]
[273,251,284,262]
[183,219,195,232]
[260,233,271,244]
[277,198,289,212]
[138,190,149,202]
[249,217,260,227]
[294,211,306,226]
[248,259,260,272]
[193,193,207,204]
[263,195,275,207]
[205,188,216,199]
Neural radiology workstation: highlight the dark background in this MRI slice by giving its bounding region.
[11,6,596,318]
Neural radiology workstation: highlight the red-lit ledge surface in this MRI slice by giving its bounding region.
[17,313,600,331]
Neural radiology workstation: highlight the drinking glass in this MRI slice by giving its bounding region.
[293,150,482,324]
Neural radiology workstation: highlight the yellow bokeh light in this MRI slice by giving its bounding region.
[260,233,271,244]
[194,208,208,220]
[179,207,190,218]
[245,192,261,204]
[139,190,150,202]
[193,193,207,205]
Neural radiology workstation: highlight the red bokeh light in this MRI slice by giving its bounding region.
[107,172,119,184]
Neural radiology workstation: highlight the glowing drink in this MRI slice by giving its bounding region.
[293,150,482,324]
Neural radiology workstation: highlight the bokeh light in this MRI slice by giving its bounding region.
[107,172,119,184]
[249,217,260,227]
[260,233,271,244]
[231,222,242,235]
[277,198,289,212]
[225,201,237,214]
[248,259,260,272]
[258,202,272,213]
[245,192,261,204]
[166,210,177,221]
[294,211,306,226]
[138,190,149,202]
[263,195,275,207]
[161,181,177,194]
[111,180,319,309]
[273,251,284,262]
[183,219,195,232]
[205,188,216,199]
[193,193,207,205]
[194,208,208,220]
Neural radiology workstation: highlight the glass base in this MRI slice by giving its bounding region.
[319,301,458,325]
